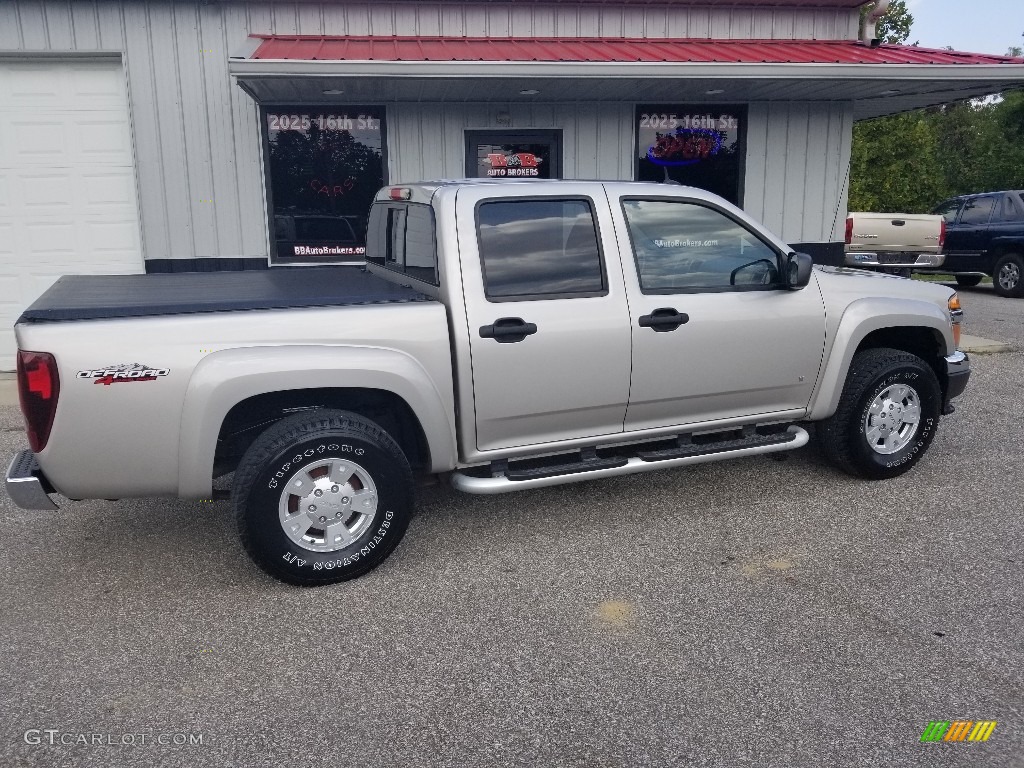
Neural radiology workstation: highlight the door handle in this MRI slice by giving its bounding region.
[638,308,689,332]
[479,317,538,343]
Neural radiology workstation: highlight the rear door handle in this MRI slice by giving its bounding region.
[638,307,689,332]
[479,317,538,343]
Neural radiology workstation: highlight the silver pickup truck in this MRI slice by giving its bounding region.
[6,180,970,585]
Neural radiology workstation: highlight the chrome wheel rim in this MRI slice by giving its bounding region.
[997,262,1020,291]
[278,457,378,553]
[864,383,921,455]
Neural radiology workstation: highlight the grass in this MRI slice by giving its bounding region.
[912,273,993,284]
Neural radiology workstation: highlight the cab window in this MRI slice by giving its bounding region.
[959,196,996,226]
[475,198,606,301]
[621,199,781,293]
[931,198,963,224]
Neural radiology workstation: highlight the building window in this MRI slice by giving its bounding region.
[635,106,746,206]
[465,130,562,179]
[263,106,386,264]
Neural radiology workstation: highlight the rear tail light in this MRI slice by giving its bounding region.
[844,216,853,245]
[939,218,947,248]
[17,350,60,453]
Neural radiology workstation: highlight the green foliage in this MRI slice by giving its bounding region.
[869,0,914,45]
[849,95,1024,213]
[848,16,1024,213]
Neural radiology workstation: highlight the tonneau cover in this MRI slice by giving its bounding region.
[18,266,433,323]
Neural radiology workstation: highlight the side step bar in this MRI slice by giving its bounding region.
[451,425,809,495]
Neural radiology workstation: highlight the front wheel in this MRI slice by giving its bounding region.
[818,348,942,479]
[992,253,1024,298]
[233,409,413,585]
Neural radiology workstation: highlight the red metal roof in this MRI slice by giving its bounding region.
[248,36,1024,66]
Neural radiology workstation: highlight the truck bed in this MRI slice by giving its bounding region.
[18,266,433,323]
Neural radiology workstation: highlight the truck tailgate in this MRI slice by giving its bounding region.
[847,213,943,254]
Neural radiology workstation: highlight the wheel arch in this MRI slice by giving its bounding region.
[807,298,953,421]
[177,346,458,498]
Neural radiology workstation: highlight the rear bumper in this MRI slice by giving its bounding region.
[944,350,971,413]
[5,450,58,511]
[845,252,945,269]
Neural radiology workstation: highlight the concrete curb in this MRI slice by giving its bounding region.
[958,335,1016,354]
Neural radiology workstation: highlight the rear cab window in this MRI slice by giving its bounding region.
[475,198,606,301]
[366,202,438,285]
[931,198,963,224]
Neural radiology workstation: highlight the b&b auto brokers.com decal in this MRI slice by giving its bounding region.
[77,362,170,385]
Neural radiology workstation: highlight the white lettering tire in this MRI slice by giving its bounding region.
[233,409,413,585]
[818,348,942,480]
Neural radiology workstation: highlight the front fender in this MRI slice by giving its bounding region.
[177,345,457,498]
[806,297,954,421]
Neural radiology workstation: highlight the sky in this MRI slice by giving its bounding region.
[905,0,1023,55]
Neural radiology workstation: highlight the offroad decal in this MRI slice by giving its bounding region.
[77,362,170,385]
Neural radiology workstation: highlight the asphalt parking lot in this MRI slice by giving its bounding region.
[1,285,1022,768]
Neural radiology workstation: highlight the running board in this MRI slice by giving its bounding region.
[451,425,809,495]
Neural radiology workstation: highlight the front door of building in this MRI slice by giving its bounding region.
[465,130,562,180]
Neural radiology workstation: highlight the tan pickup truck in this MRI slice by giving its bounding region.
[6,180,971,585]
[844,212,946,276]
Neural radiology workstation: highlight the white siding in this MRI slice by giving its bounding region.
[744,101,853,245]
[389,103,635,183]
[0,1,860,264]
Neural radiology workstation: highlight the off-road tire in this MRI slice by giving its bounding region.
[233,409,413,585]
[992,253,1024,298]
[954,275,983,288]
[818,348,942,480]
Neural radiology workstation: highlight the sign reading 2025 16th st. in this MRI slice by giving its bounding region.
[263,105,386,264]
[636,105,746,207]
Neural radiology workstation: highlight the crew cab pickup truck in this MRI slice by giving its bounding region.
[930,190,1024,297]
[844,211,945,276]
[6,180,970,585]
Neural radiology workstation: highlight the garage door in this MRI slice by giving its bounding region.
[0,59,143,370]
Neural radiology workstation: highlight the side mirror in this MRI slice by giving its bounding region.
[786,252,814,290]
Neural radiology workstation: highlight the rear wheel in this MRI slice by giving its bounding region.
[954,274,983,287]
[233,409,413,585]
[818,348,942,479]
[992,253,1024,298]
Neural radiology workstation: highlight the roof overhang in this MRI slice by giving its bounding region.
[229,37,1024,120]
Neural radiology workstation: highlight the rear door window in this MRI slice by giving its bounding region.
[959,196,996,226]
[475,198,606,300]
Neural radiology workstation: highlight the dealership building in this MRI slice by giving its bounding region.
[1,0,1023,368]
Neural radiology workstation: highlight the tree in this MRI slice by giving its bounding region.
[860,0,915,45]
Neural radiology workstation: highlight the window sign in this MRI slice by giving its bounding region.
[465,131,562,179]
[635,106,746,206]
[263,106,386,264]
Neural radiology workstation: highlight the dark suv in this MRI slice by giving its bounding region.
[930,191,1024,298]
